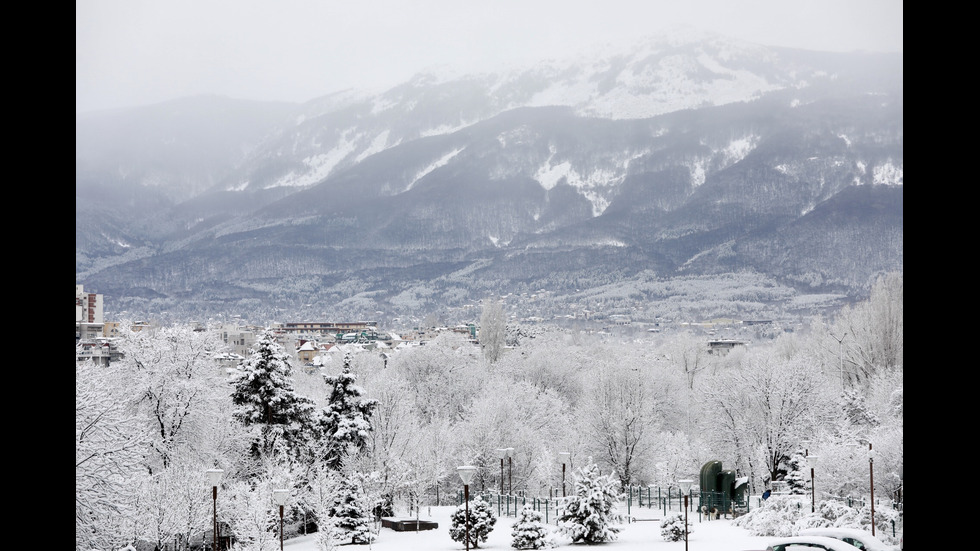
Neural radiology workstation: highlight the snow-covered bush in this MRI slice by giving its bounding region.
[733,494,808,537]
[659,513,692,542]
[858,502,901,546]
[556,461,624,544]
[735,496,902,545]
[511,505,557,549]
[450,496,497,549]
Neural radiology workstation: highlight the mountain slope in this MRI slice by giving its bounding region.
[75,33,902,325]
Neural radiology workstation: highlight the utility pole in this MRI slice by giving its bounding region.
[829,331,847,391]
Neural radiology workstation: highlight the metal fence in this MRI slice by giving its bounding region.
[453,485,707,525]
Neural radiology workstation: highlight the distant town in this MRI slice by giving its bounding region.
[77,284,772,368]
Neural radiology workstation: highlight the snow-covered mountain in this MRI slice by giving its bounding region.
[75,32,903,324]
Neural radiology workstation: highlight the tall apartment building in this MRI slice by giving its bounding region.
[76,284,104,341]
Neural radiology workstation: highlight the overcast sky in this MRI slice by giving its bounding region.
[75,0,903,114]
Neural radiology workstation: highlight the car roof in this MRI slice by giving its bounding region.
[768,535,864,551]
[798,528,891,550]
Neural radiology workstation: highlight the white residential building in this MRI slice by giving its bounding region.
[76,284,104,341]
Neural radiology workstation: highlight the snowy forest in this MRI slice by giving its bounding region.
[76,272,902,551]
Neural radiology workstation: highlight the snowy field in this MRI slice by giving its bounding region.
[278,504,775,551]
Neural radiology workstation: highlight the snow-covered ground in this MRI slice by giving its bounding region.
[279,504,775,551]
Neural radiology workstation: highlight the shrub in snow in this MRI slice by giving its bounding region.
[793,500,900,545]
[733,494,808,537]
[555,461,624,544]
[450,496,497,549]
[857,502,901,546]
[736,496,902,545]
[659,513,692,542]
[511,505,557,549]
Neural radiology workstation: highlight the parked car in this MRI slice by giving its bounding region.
[765,535,863,551]
[798,527,898,551]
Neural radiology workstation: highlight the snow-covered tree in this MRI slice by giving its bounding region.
[556,460,624,544]
[578,359,667,489]
[231,331,320,462]
[392,331,484,424]
[449,495,497,549]
[829,271,903,383]
[511,505,556,549]
[479,297,506,363]
[116,322,227,471]
[666,330,713,390]
[784,450,809,495]
[701,349,835,489]
[456,376,568,494]
[76,359,147,551]
[326,472,376,544]
[319,353,378,469]
[841,388,881,429]
[222,477,281,551]
[304,465,340,549]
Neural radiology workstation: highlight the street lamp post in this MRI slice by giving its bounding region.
[807,455,819,513]
[506,447,514,495]
[496,448,507,495]
[679,479,694,551]
[868,443,876,536]
[273,489,289,551]
[558,452,571,497]
[458,465,477,551]
[829,331,847,391]
[206,468,224,551]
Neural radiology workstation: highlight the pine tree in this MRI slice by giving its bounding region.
[784,450,809,495]
[319,353,378,468]
[842,388,881,428]
[328,474,376,545]
[450,495,497,549]
[511,505,555,549]
[556,460,624,544]
[231,330,319,460]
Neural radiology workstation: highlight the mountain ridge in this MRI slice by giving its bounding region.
[75,32,902,325]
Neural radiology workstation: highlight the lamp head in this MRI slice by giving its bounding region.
[496,448,508,459]
[206,468,224,487]
[678,479,694,495]
[273,489,289,506]
[558,451,571,463]
[807,455,819,469]
[457,465,477,485]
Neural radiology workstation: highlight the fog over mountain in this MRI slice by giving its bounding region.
[75,32,902,327]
